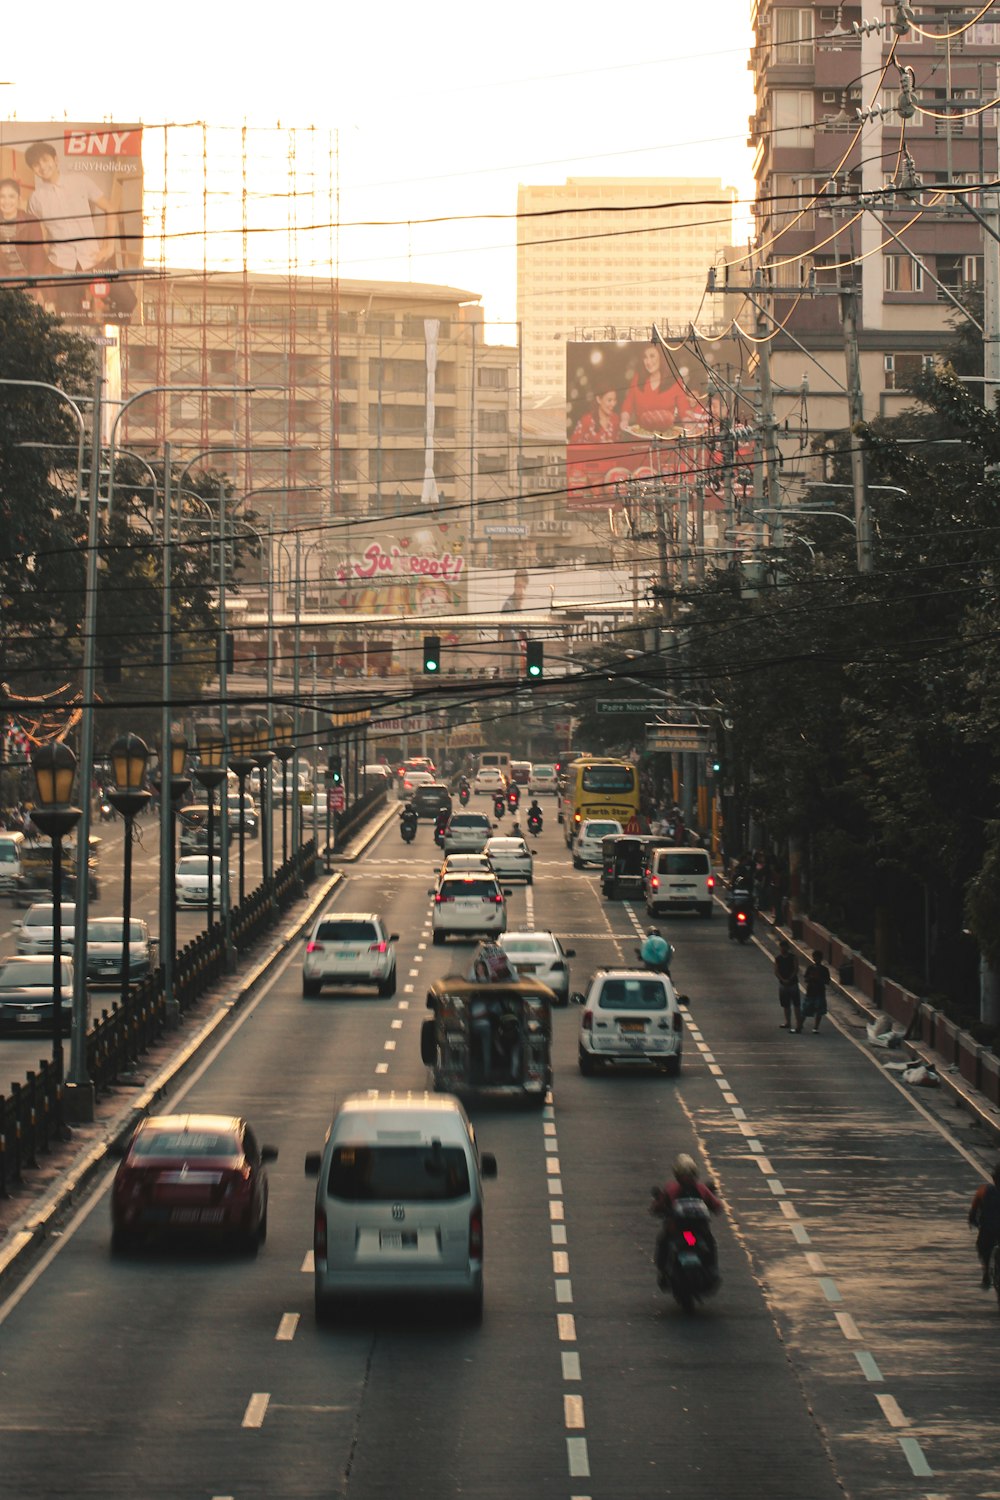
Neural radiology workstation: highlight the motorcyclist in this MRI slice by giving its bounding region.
[400,804,418,838]
[493,791,506,819]
[728,879,754,940]
[507,782,520,811]
[651,1153,723,1288]
[527,799,543,831]
[640,927,673,973]
[434,806,450,844]
[968,1164,1000,1288]
[458,775,471,804]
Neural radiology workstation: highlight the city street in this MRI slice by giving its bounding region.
[0,811,995,1500]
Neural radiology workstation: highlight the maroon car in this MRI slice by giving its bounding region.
[110,1112,277,1254]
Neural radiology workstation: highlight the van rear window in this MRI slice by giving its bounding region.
[328,1144,471,1201]
[662,853,710,875]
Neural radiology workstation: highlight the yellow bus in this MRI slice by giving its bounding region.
[561,757,641,846]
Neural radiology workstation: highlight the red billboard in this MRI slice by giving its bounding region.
[0,122,143,325]
[565,341,747,511]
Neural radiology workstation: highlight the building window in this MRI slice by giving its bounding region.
[477,452,506,475]
[772,90,814,147]
[884,353,934,390]
[884,255,923,293]
[478,410,508,434]
[478,367,509,389]
[774,7,814,65]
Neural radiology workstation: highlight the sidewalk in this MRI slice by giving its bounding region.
[0,800,399,1291]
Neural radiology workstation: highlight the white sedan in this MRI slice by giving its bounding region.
[500,930,575,1005]
[483,836,534,884]
[175,855,228,908]
[473,767,506,797]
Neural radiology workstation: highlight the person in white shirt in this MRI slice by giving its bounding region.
[24,141,120,312]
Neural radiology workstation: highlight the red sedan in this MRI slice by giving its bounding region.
[110,1113,277,1254]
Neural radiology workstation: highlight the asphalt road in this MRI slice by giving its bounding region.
[0,810,996,1500]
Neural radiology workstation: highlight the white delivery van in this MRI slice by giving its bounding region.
[0,832,26,895]
[645,847,715,918]
[304,1093,497,1321]
[477,752,511,784]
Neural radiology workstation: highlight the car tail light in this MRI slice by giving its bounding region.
[707,875,715,890]
[672,1011,683,1032]
[490,893,504,904]
[582,1010,594,1032]
[314,1207,328,1259]
[651,876,659,891]
[369,941,388,953]
[306,941,324,954]
[435,893,454,904]
[222,1166,253,1198]
[682,1229,698,1247]
[469,1207,483,1259]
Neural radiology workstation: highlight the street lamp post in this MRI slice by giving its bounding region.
[156,732,191,1024]
[253,717,275,903]
[228,719,257,906]
[28,742,81,1135]
[106,734,151,1015]
[273,713,295,867]
[193,723,228,935]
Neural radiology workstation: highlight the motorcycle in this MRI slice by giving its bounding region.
[634,944,674,976]
[493,794,506,820]
[98,800,115,823]
[400,811,418,844]
[458,783,471,806]
[434,818,449,849]
[507,786,520,813]
[651,1187,720,1313]
[729,896,754,944]
[527,809,543,835]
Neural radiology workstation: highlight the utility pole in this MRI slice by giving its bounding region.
[753,279,782,552]
[984,189,1000,414]
[840,289,873,573]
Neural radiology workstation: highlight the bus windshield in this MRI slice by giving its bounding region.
[581,766,635,793]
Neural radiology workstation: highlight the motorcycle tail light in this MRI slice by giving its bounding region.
[582,1010,594,1031]
[469,1207,484,1258]
[306,941,324,953]
[682,1229,698,1247]
[736,911,748,924]
[707,875,715,890]
[314,1207,328,1259]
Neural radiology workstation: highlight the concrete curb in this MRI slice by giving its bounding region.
[0,798,400,1288]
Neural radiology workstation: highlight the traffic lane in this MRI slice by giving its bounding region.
[544,995,844,1499]
[656,910,996,1499]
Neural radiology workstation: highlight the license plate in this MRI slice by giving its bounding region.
[515,964,537,974]
[619,1020,646,1034]
[17,1013,39,1024]
[171,1208,224,1224]
[336,950,360,961]
[379,1230,418,1250]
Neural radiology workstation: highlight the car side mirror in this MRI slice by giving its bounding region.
[677,993,690,1005]
[480,1151,498,1179]
[261,1145,279,1164]
[503,888,513,897]
[427,889,436,896]
[304,1152,322,1178]
[389,933,400,943]
[565,948,576,958]
[570,992,586,1005]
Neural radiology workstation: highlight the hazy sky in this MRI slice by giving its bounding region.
[4,1,756,327]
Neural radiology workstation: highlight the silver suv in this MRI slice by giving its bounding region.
[577,968,683,1076]
[302,911,398,997]
[16,903,76,956]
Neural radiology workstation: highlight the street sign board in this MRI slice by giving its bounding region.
[645,723,711,754]
[596,700,651,714]
[327,787,346,812]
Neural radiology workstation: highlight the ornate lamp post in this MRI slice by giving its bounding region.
[29,742,81,1128]
[192,722,227,933]
[106,734,151,1015]
[228,718,257,904]
[253,716,275,898]
[156,731,191,1024]
[272,712,295,868]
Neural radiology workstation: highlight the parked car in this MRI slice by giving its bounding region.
[572,818,623,869]
[443,812,493,854]
[302,911,398,997]
[110,1112,277,1254]
[483,835,534,884]
[15,902,76,956]
[430,873,510,944]
[576,968,683,1076]
[0,954,76,1032]
[85,918,153,987]
[304,1093,496,1319]
[499,930,575,1006]
[175,855,228,909]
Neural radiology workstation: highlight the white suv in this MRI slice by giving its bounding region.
[302,911,398,997]
[577,968,683,1076]
[431,874,509,945]
[443,812,493,854]
[473,767,506,797]
[572,818,623,869]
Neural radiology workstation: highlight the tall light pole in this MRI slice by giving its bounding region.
[156,730,190,1025]
[273,712,295,867]
[106,734,151,1015]
[228,718,257,905]
[192,722,227,934]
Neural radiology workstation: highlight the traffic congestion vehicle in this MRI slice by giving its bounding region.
[0,954,75,1032]
[304,1093,497,1320]
[421,964,553,1105]
[401,770,436,800]
[600,834,648,899]
[473,766,506,797]
[226,794,259,838]
[499,930,575,1005]
[412,781,453,819]
[0,831,27,896]
[560,756,640,847]
[509,760,532,789]
[645,846,715,918]
[175,855,228,908]
[430,873,510,944]
[110,1113,277,1254]
[442,811,493,853]
[436,853,495,883]
[302,911,398,997]
[84,918,153,987]
[483,835,534,884]
[529,764,558,795]
[573,818,623,868]
[576,968,684,1076]
[15,902,76,956]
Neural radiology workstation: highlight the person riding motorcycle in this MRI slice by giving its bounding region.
[506,782,520,811]
[434,806,450,845]
[527,799,543,832]
[651,1153,723,1288]
[640,927,673,972]
[493,790,506,819]
[728,879,754,940]
[400,804,418,839]
[458,775,471,805]
[968,1164,1000,1287]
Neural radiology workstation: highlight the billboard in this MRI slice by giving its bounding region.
[0,122,143,325]
[565,341,754,511]
[329,520,467,616]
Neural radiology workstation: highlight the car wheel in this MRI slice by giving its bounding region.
[664,1053,681,1077]
[302,978,321,998]
[572,856,583,869]
[578,1048,597,1076]
[378,967,397,997]
[433,930,446,946]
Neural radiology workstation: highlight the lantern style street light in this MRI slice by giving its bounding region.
[193,722,228,933]
[272,712,295,868]
[156,731,191,1022]
[29,741,82,1129]
[106,734,151,1014]
[253,716,275,899]
[228,718,257,904]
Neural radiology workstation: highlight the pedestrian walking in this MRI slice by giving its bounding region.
[801,950,831,1033]
[774,938,802,1032]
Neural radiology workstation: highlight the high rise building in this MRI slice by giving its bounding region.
[747,1,998,435]
[516,177,735,403]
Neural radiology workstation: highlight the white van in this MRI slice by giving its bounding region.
[477,752,511,784]
[645,847,715,918]
[304,1093,497,1321]
[0,832,26,895]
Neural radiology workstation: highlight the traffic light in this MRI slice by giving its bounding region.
[423,635,441,674]
[710,755,722,775]
[327,753,343,786]
[525,640,544,679]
